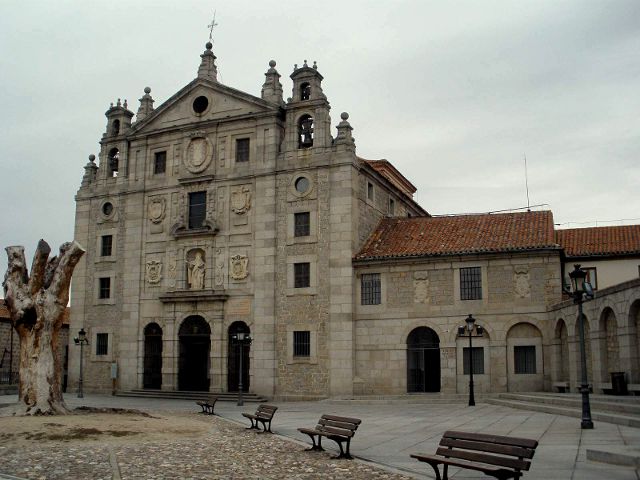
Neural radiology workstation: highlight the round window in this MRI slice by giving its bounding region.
[102,202,113,216]
[192,96,209,114]
[294,177,310,193]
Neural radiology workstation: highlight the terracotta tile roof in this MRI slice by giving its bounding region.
[355,211,558,260]
[556,225,640,257]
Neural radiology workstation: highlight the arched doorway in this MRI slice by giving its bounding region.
[143,323,163,389]
[228,321,250,392]
[407,327,440,392]
[555,319,569,382]
[178,316,211,391]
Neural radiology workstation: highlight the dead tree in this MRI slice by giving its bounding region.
[3,240,85,415]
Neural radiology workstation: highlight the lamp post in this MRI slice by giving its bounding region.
[458,314,484,407]
[232,332,252,406]
[568,264,594,429]
[73,328,89,398]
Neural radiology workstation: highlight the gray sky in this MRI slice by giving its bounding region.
[1,0,639,259]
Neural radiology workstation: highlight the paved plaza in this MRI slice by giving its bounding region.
[0,394,639,479]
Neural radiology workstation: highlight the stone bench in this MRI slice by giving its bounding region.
[552,381,569,393]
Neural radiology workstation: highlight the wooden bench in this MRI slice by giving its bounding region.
[242,404,278,433]
[298,414,362,459]
[195,396,218,415]
[411,430,538,480]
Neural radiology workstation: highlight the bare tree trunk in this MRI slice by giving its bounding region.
[3,240,85,415]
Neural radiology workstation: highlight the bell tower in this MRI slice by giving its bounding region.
[101,98,133,179]
[284,60,331,152]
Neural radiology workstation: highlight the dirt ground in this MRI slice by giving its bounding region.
[0,407,210,448]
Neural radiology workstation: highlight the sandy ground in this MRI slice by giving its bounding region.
[0,407,210,449]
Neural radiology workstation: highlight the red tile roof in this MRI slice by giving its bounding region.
[556,225,640,257]
[355,211,558,260]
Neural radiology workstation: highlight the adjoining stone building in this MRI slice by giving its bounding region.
[68,42,640,399]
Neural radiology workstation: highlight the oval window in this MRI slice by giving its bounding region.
[295,177,310,193]
[102,202,113,216]
[193,96,209,114]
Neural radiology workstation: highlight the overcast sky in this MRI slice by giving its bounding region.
[1,1,639,259]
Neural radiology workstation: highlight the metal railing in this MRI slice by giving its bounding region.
[0,370,19,385]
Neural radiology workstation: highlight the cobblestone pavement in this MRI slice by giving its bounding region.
[0,411,409,480]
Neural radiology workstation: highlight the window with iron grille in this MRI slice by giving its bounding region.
[361,273,381,305]
[463,347,484,374]
[294,212,310,237]
[154,151,166,174]
[101,235,113,257]
[294,262,310,288]
[98,277,111,299]
[236,138,250,162]
[293,331,311,357]
[514,345,536,374]
[188,191,206,229]
[96,333,109,356]
[460,267,482,300]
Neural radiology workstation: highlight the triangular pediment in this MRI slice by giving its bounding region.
[130,79,278,135]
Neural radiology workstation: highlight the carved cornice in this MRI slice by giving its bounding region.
[158,289,228,303]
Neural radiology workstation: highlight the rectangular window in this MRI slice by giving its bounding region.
[514,346,536,374]
[188,191,207,229]
[98,277,111,299]
[293,331,311,357]
[463,347,484,375]
[388,198,395,215]
[367,181,374,200]
[154,151,166,174]
[361,273,381,305]
[294,262,310,288]
[96,333,109,356]
[236,138,250,162]
[584,267,598,290]
[100,235,113,257]
[294,212,311,237]
[460,266,482,300]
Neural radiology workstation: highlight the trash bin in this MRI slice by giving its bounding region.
[610,372,628,395]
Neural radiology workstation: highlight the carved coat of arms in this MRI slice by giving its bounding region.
[231,186,251,214]
[148,197,166,224]
[184,134,212,173]
[146,260,163,284]
[514,267,531,298]
[230,254,249,280]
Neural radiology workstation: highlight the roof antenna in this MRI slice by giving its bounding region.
[524,153,531,212]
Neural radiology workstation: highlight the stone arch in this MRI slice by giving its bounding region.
[573,313,594,383]
[297,114,314,148]
[499,316,544,343]
[143,322,163,389]
[598,307,620,382]
[401,321,447,348]
[506,322,543,391]
[555,319,569,381]
[300,82,311,101]
[108,147,119,177]
[178,315,211,391]
[406,327,440,393]
[446,319,494,344]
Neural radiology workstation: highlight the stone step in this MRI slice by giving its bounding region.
[502,391,640,404]
[487,398,640,427]
[495,393,640,415]
[116,390,268,403]
[326,393,487,405]
[587,447,640,468]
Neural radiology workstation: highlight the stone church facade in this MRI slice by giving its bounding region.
[69,43,640,399]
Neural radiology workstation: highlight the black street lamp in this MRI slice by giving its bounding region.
[73,328,89,398]
[458,314,484,407]
[568,264,594,429]
[231,332,252,406]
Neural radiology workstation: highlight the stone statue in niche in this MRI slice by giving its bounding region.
[230,254,249,280]
[231,186,251,214]
[514,266,531,299]
[145,260,163,284]
[187,250,206,289]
